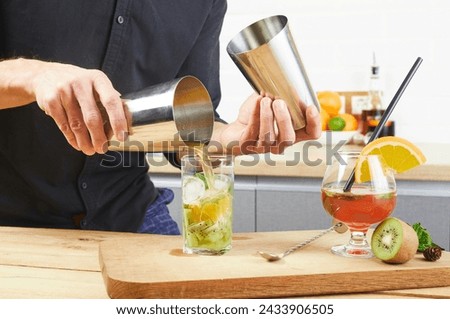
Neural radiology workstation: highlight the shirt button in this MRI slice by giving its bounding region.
[117,15,124,24]
[81,182,88,190]
[80,219,87,228]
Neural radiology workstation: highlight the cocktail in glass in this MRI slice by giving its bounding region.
[181,154,234,255]
[321,151,396,258]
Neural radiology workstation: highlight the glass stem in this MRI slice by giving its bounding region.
[349,231,369,247]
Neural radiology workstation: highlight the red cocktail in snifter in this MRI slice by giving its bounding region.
[322,187,396,232]
[321,152,396,258]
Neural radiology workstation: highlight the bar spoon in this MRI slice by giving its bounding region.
[258,223,344,262]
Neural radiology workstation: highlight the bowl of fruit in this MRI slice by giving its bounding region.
[317,91,358,145]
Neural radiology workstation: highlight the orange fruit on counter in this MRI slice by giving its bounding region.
[317,91,342,116]
[320,109,330,130]
[355,136,426,183]
[338,113,358,131]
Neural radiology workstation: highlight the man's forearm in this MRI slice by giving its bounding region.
[0,58,41,109]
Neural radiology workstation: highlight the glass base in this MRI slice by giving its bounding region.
[331,230,373,258]
[331,244,373,258]
[183,245,231,256]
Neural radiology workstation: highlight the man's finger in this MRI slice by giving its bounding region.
[74,82,108,154]
[272,99,295,152]
[43,98,81,152]
[92,72,128,142]
[258,97,276,148]
[61,89,95,155]
[239,96,261,152]
[295,105,321,141]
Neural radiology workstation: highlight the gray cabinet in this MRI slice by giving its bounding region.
[394,180,450,251]
[256,177,329,231]
[149,173,450,250]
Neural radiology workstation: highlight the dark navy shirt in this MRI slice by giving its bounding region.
[0,0,227,231]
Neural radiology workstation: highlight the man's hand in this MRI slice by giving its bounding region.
[0,58,128,155]
[32,61,127,155]
[213,93,321,155]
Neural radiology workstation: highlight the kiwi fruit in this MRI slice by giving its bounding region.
[371,217,419,264]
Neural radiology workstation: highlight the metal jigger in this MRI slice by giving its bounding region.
[105,76,214,152]
[227,15,319,130]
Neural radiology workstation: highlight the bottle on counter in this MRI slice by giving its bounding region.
[361,53,395,143]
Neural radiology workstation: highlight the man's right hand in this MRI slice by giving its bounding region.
[0,58,128,155]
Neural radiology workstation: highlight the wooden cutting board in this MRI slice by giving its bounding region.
[99,230,450,299]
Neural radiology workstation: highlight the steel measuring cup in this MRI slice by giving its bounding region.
[105,76,214,152]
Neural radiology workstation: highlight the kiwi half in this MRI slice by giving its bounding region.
[371,217,419,264]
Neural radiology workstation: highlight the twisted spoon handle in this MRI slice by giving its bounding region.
[281,223,343,258]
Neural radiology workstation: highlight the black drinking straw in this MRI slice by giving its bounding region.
[343,57,423,192]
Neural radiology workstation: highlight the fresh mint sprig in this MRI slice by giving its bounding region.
[412,223,443,252]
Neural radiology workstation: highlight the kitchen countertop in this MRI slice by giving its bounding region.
[147,142,450,182]
[1,226,449,299]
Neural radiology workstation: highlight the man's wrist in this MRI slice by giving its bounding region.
[0,58,44,109]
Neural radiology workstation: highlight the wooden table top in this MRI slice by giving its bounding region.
[0,226,449,299]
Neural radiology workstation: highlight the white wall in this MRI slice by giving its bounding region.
[217,0,450,144]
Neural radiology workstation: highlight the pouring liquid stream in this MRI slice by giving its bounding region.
[192,144,215,190]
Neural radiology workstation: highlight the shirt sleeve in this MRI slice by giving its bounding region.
[176,0,227,120]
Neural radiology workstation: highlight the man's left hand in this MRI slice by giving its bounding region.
[214,93,321,155]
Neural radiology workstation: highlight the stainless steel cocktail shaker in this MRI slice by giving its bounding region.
[227,15,319,130]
